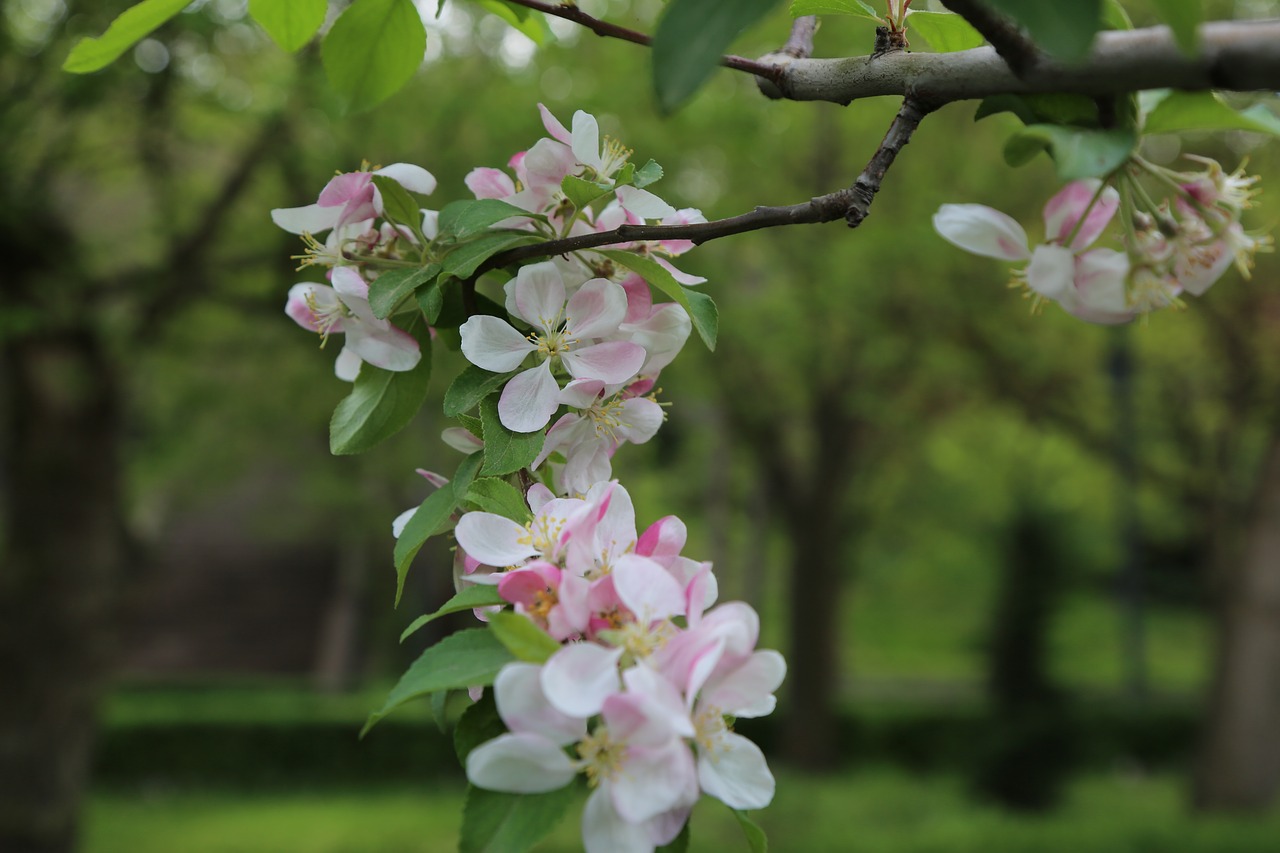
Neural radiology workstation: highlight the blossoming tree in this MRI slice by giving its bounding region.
[52,0,1280,850]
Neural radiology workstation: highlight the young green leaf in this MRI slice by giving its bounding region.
[974,94,1102,127]
[460,784,578,853]
[369,264,439,320]
[732,809,769,853]
[478,396,544,476]
[400,585,508,643]
[1151,0,1201,54]
[475,0,553,45]
[441,231,542,278]
[329,318,433,455]
[458,413,484,439]
[1003,124,1135,180]
[452,449,485,502]
[392,483,457,605]
[445,365,516,417]
[789,0,880,21]
[599,250,718,350]
[465,478,533,524]
[561,175,614,212]
[1143,91,1280,136]
[418,277,445,325]
[361,628,514,736]
[983,0,1102,60]
[321,0,426,112]
[371,174,427,235]
[652,0,784,114]
[632,159,665,189]
[248,0,326,52]
[906,11,984,53]
[1101,0,1134,30]
[437,199,535,241]
[63,0,191,73]
[487,611,561,663]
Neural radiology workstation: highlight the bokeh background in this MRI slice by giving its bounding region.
[5,0,1280,850]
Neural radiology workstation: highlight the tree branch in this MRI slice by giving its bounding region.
[479,97,934,273]
[500,0,784,82]
[763,20,1280,104]
[938,0,1039,76]
[781,15,820,59]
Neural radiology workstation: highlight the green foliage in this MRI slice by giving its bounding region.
[418,277,446,324]
[400,585,508,643]
[446,366,516,417]
[248,0,327,52]
[907,11,984,53]
[475,0,554,45]
[392,482,457,605]
[983,0,1103,60]
[362,629,515,736]
[600,250,719,350]
[487,611,561,663]
[1143,91,1280,136]
[732,808,769,852]
[329,317,433,455]
[438,199,536,241]
[465,477,533,523]
[368,265,439,320]
[789,0,880,20]
[62,0,191,73]
[975,94,1102,127]
[441,231,542,278]
[633,159,665,189]
[652,0,784,114]
[460,784,578,853]
[1151,0,1202,53]
[321,0,427,112]
[454,690,506,763]
[562,175,615,213]
[1003,125,1136,180]
[371,175,428,238]
[478,396,544,475]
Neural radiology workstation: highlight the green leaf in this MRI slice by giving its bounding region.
[418,277,445,325]
[1101,0,1133,30]
[458,413,484,439]
[446,365,516,417]
[392,483,457,606]
[732,809,768,853]
[652,0,784,114]
[983,0,1102,60]
[361,628,514,736]
[476,0,553,45]
[1003,124,1135,180]
[321,0,426,112]
[369,265,439,320]
[479,396,544,476]
[329,317,433,455]
[442,231,542,278]
[561,175,614,213]
[249,0,326,52]
[371,174,426,235]
[63,0,191,73]
[460,784,578,853]
[465,478,533,524]
[487,612,561,663]
[1151,0,1201,54]
[438,199,535,241]
[789,0,880,21]
[657,821,691,852]
[632,160,664,190]
[975,94,1101,127]
[1143,91,1280,136]
[454,690,506,763]
[906,11,984,53]
[452,449,485,501]
[401,585,508,643]
[599,250,718,350]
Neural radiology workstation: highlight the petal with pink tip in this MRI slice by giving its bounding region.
[701,650,787,718]
[619,274,652,324]
[616,186,676,220]
[582,787,652,853]
[537,103,573,145]
[933,204,1031,261]
[465,167,516,200]
[655,256,707,286]
[1043,180,1118,249]
[1073,248,1131,313]
[566,278,627,340]
[614,554,686,622]
[622,303,691,377]
[512,262,567,331]
[494,662,587,745]
[271,203,339,235]
[460,315,535,373]
[318,172,370,207]
[285,283,338,332]
[441,427,483,455]
[498,361,561,433]
[562,341,646,385]
[346,323,421,373]
[541,643,623,718]
[455,511,537,567]
[608,739,696,824]
[697,732,775,809]
[330,266,371,302]
[523,137,577,190]
[465,732,577,793]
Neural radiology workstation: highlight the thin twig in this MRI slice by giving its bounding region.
[938,0,1039,76]
[478,97,934,273]
[501,0,784,81]
[782,15,820,59]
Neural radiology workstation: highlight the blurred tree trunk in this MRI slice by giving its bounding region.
[0,326,125,853]
[1194,437,1280,811]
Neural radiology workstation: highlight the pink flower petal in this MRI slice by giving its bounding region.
[465,167,517,200]
[455,511,538,567]
[562,341,646,385]
[696,732,775,809]
[494,662,587,745]
[933,203,1031,261]
[1043,180,1118,250]
[498,361,561,433]
[541,643,623,718]
[537,103,572,145]
[566,279,628,340]
[460,315,535,373]
[512,262,567,331]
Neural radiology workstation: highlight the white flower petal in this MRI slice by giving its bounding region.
[271,203,338,235]
[616,186,676,220]
[614,554,686,623]
[697,732,775,810]
[455,511,538,567]
[460,315,535,373]
[566,278,628,340]
[465,733,577,794]
[495,663,588,745]
[1025,244,1076,301]
[563,341,646,385]
[933,203,1031,261]
[373,163,437,195]
[541,643,624,718]
[571,110,602,172]
[701,650,787,718]
[513,262,567,331]
[582,787,652,853]
[498,362,561,433]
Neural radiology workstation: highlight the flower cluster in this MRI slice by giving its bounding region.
[460,481,783,852]
[933,155,1271,324]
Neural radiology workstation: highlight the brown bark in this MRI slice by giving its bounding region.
[0,328,126,852]
[1194,438,1280,811]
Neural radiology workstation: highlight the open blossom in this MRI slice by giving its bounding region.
[271,163,436,236]
[933,179,1135,324]
[459,262,646,433]
[284,266,420,380]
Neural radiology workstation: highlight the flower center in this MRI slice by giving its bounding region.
[577,727,625,787]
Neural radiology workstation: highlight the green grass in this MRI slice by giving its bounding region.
[86,770,1280,853]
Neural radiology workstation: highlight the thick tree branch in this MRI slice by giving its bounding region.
[480,97,934,273]
[938,0,1039,76]
[500,0,784,82]
[763,20,1280,104]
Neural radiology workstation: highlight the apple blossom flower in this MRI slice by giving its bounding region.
[271,163,436,236]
